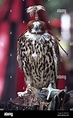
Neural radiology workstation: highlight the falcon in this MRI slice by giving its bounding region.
[17,5,67,101]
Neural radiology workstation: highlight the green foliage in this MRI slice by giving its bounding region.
[0,0,4,8]
[43,0,73,19]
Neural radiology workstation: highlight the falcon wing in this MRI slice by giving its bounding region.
[17,33,26,71]
[49,35,61,87]
[54,39,61,78]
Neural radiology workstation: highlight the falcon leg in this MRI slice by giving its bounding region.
[17,88,28,97]
[17,84,32,97]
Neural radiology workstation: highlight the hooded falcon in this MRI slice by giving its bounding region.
[17,5,66,101]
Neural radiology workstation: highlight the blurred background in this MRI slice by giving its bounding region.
[0,0,73,102]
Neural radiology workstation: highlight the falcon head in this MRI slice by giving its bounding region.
[27,5,46,34]
[27,20,47,34]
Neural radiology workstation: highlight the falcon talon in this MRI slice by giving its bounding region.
[17,90,28,97]
[27,89,32,94]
